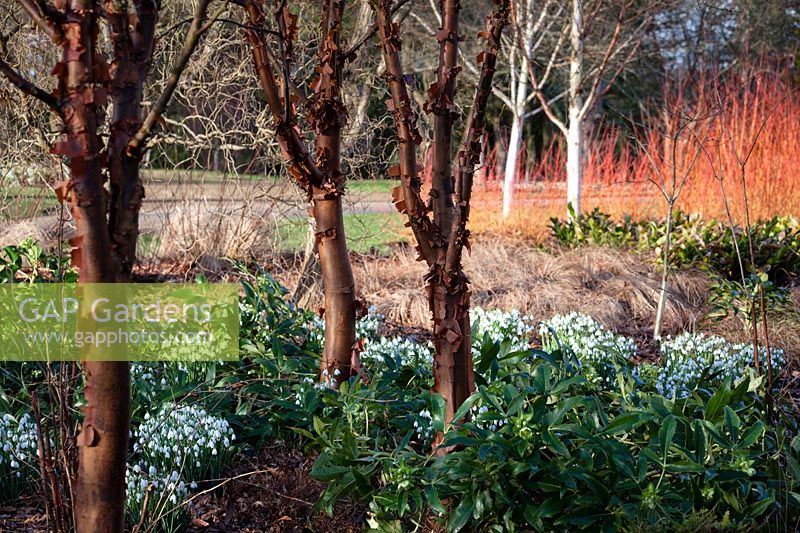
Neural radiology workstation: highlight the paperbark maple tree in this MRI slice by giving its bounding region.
[242,0,359,385]
[375,0,510,432]
[1,1,213,530]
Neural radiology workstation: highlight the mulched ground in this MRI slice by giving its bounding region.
[186,444,366,532]
[0,445,366,532]
[0,497,47,533]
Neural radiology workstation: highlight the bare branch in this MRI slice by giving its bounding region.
[17,0,63,41]
[0,55,59,111]
[127,0,220,158]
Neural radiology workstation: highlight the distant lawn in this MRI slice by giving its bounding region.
[346,179,395,195]
[142,169,395,196]
[276,213,408,254]
[1,186,59,221]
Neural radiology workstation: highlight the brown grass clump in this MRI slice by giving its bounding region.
[708,287,800,364]
[346,237,800,361]
[152,201,278,270]
[352,237,709,342]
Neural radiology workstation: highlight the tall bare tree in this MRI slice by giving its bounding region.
[375,0,510,435]
[241,0,359,384]
[526,0,651,217]
[1,1,214,529]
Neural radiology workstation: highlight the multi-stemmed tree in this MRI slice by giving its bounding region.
[374,0,510,432]
[0,1,213,529]
[240,0,359,384]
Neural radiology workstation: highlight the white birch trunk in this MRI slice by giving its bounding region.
[502,110,524,219]
[566,0,584,218]
[566,108,583,217]
[501,0,536,220]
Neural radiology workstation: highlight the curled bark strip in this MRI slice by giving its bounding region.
[76,424,98,447]
[314,226,338,242]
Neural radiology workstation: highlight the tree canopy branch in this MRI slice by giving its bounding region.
[127,0,219,158]
[0,56,60,112]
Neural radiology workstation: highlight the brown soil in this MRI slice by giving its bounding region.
[185,445,367,532]
[0,446,366,533]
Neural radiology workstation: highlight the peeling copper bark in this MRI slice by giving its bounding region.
[376,0,510,444]
[106,0,157,280]
[48,2,130,531]
[244,0,358,386]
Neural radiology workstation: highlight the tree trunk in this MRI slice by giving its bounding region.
[501,2,534,221]
[75,362,130,533]
[427,0,459,237]
[429,269,474,424]
[377,0,509,435]
[310,0,358,384]
[106,0,157,280]
[566,112,583,217]
[653,204,673,339]
[502,112,523,219]
[426,0,469,419]
[243,0,358,385]
[313,192,357,381]
[566,0,584,218]
[52,2,129,531]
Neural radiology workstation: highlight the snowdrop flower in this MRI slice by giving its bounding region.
[0,413,39,483]
[472,307,535,353]
[656,332,786,398]
[359,336,434,379]
[540,312,636,385]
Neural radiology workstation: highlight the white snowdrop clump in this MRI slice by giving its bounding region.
[356,306,385,342]
[125,466,190,507]
[0,413,38,476]
[470,404,508,433]
[127,403,235,516]
[360,336,434,377]
[471,307,535,352]
[306,305,385,347]
[413,408,434,443]
[656,332,786,398]
[539,312,637,385]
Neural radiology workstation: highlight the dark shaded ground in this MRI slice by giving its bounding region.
[0,498,47,532]
[0,445,367,533]
[186,445,367,533]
